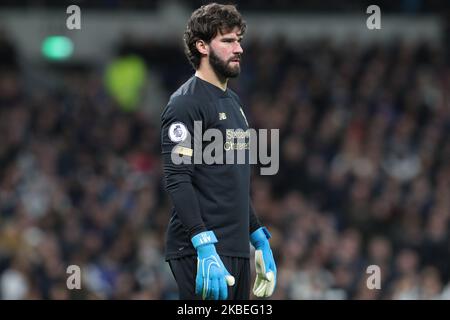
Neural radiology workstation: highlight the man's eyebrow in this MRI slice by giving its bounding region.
[221,35,244,41]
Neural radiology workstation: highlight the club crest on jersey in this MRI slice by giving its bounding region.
[219,112,227,120]
[169,122,188,143]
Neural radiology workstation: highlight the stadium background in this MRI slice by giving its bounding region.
[0,0,449,299]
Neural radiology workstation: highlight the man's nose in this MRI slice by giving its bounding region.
[234,42,243,55]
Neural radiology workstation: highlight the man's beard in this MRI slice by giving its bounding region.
[209,49,241,80]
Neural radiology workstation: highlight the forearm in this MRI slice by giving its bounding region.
[164,155,206,238]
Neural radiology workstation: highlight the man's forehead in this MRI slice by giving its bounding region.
[217,27,243,38]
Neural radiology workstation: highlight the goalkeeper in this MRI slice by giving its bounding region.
[161,3,276,300]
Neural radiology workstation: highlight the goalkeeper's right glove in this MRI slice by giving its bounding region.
[191,231,235,300]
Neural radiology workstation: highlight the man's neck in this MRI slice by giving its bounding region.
[195,65,228,92]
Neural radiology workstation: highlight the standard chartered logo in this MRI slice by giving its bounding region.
[223,141,249,151]
[170,121,279,176]
[224,129,250,151]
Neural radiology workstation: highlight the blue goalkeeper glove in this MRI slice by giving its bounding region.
[250,227,277,297]
[191,231,235,300]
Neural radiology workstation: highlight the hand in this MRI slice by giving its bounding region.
[250,227,277,297]
[192,231,235,300]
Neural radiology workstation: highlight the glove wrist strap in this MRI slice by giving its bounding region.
[191,231,218,249]
[250,227,271,248]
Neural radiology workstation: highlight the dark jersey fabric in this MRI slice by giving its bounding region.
[161,76,261,260]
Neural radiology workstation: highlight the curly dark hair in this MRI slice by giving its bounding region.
[183,3,246,70]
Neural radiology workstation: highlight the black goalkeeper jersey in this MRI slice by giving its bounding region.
[161,75,261,260]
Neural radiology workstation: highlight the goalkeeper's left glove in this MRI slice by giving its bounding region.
[250,227,277,298]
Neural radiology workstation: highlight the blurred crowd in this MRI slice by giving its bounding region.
[0,0,447,14]
[1,30,450,299]
[243,38,450,299]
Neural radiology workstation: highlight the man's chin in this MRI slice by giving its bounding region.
[211,64,240,79]
[226,66,241,78]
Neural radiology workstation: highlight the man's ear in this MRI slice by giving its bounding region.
[195,40,209,55]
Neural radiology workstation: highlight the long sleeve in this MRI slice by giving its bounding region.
[249,201,262,234]
[163,154,207,238]
[161,95,210,239]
